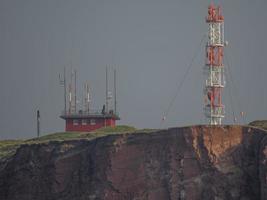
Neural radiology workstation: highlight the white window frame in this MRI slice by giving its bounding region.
[73,119,79,126]
[90,119,96,125]
[82,119,87,125]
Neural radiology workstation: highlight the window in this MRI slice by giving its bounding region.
[73,119,79,126]
[90,119,96,125]
[82,119,87,125]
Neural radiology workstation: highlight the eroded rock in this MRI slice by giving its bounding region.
[0,125,267,199]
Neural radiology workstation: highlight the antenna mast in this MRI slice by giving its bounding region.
[85,82,90,113]
[106,65,108,113]
[74,69,77,113]
[114,69,117,114]
[69,83,72,114]
[37,110,40,137]
[59,67,67,115]
[204,4,225,125]
[64,67,67,115]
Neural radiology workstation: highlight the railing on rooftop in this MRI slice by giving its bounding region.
[61,109,119,118]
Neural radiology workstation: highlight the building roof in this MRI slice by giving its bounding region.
[60,110,120,120]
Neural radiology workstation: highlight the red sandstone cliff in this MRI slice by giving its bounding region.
[1,125,267,199]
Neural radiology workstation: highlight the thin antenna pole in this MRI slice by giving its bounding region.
[37,110,40,138]
[106,65,108,113]
[114,69,117,114]
[87,83,90,113]
[59,67,67,115]
[70,64,73,113]
[85,82,90,113]
[64,67,67,115]
[74,69,77,113]
[69,83,72,114]
[84,83,86,112]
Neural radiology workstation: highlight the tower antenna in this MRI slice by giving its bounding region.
[106,65,109,113]
[85,82,90,113]
[114,68,117,114]
[74,69,77,113]
[69,83,72,114]
[64,67,67,115]
[59,66,67,115]
[204,4,226,125]
[37,110,40,137]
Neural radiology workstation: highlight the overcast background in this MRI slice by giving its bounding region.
[0,0,266,139]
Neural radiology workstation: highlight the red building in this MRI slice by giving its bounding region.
[60,110,120,132]
[59,67,119,132]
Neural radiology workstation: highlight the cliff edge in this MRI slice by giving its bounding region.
[1,125,267,200]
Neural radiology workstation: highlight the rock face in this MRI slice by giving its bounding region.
[1,125,267,200]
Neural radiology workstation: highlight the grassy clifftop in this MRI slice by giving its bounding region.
[0,125,139,160]
[30,125,137,142]
[1,122,267,160]
[249,120,267,130]
[0,140,23,159]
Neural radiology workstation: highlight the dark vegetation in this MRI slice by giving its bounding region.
[249,120,267,130]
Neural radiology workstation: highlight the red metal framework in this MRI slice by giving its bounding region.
[204,3,225,125]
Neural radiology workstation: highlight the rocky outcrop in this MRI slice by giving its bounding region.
[0,125,267,200]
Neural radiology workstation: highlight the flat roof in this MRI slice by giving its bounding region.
[60,113,120,120]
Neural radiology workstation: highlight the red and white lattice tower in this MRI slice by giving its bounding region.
[204,4,226,125]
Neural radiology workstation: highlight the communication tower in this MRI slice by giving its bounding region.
[204,4,226,125]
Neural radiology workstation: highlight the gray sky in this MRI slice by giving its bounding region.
[0,0,267,139]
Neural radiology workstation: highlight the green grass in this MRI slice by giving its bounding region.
[0,125,138,160]
[29,125,137,142]
[249,120,267,131]
[29,131,87,142]
[94,125,136,133]
[0,125,158,160]
[0,140,24,160]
